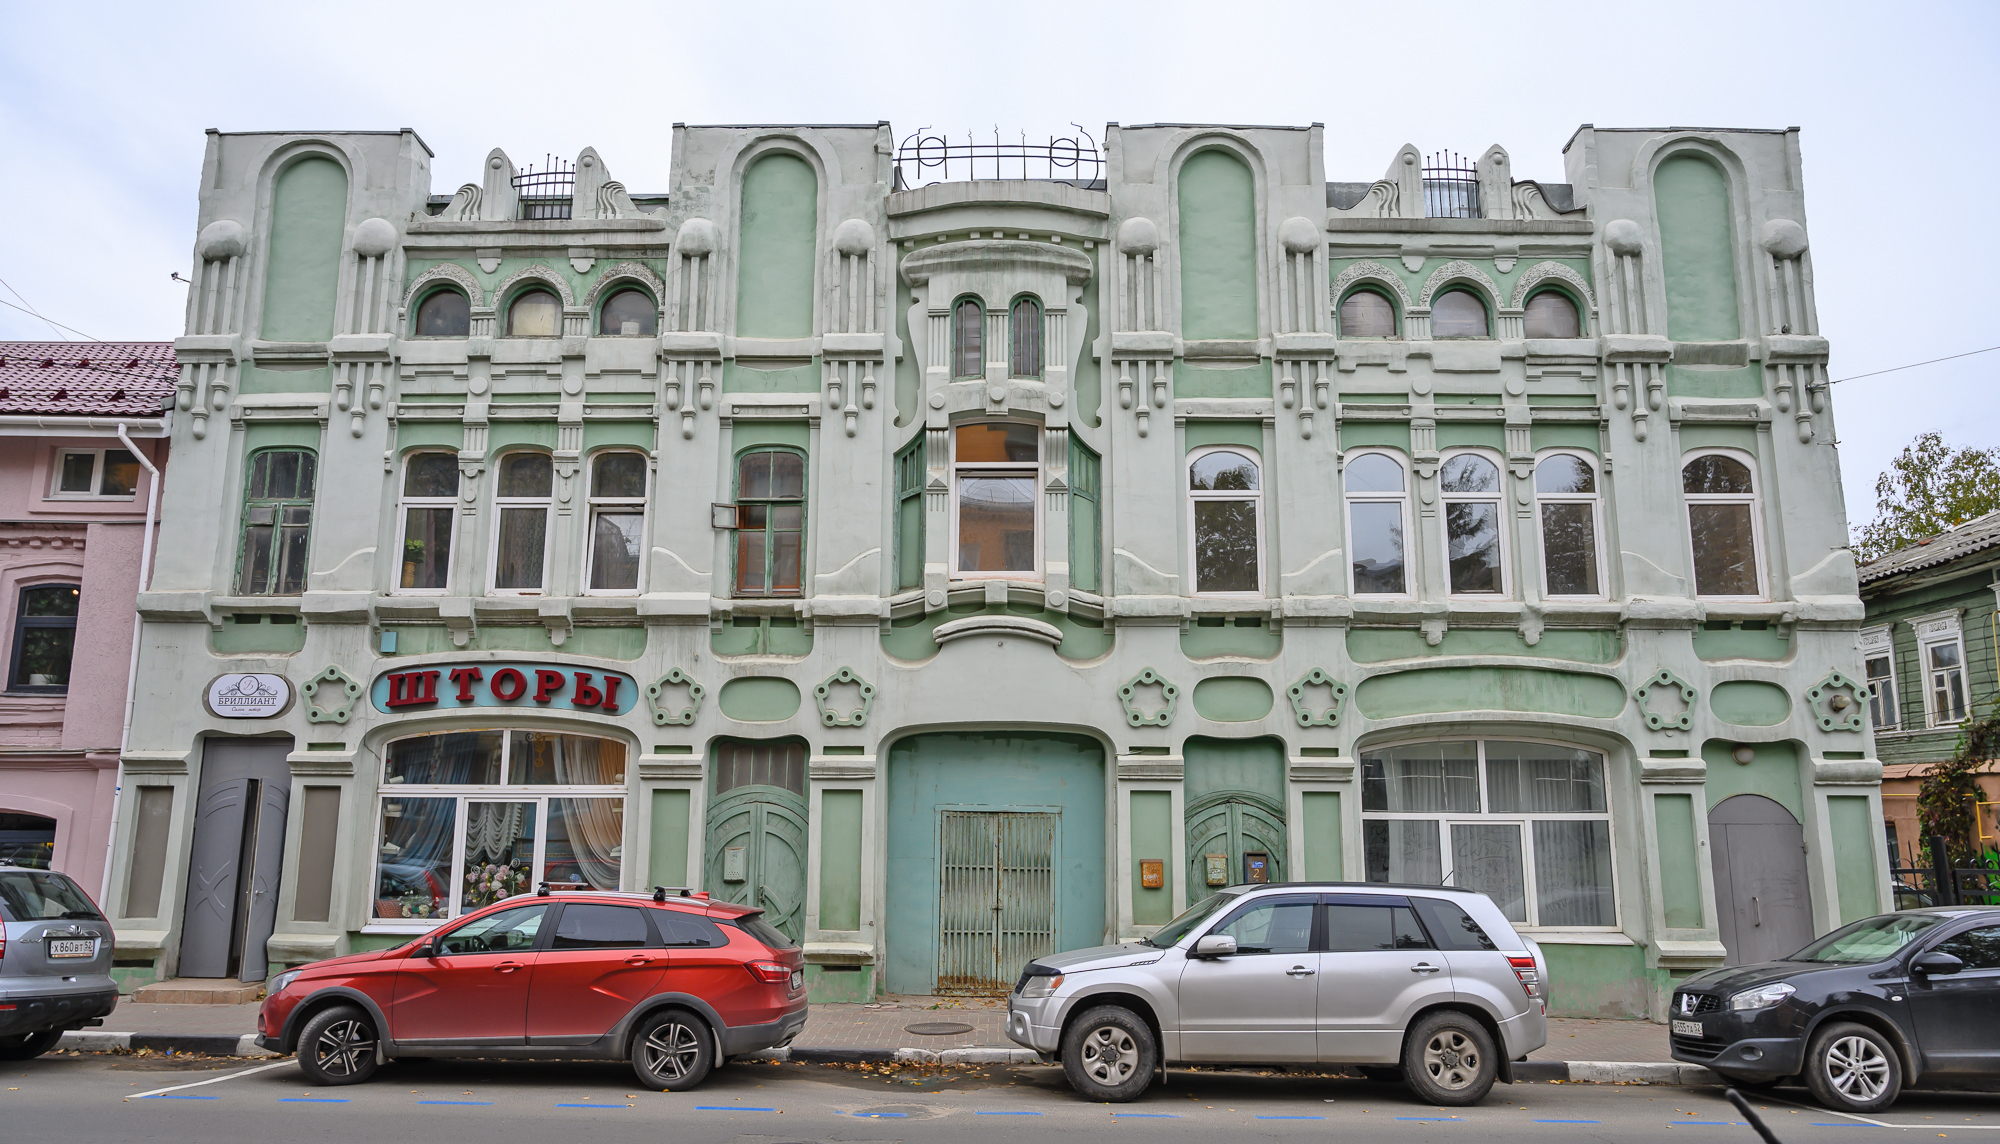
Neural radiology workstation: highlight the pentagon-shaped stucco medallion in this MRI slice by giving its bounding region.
[815,667,876,728]
[303,665,362,725]
[1634,669,1697,732]
[1120,668,1180,728]
[1287,669,1349,728]
[1806,670,1870,733]
[646,668,705,727]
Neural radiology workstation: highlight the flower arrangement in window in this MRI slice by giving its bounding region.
[464,861,531,910]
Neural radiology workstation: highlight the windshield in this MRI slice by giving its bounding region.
[1789,912,1947,964]
[1143,892,1238,948]
[0,870,103,922]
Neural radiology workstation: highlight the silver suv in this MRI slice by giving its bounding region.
[1006,883,1547,1105]
[0,865,118,1060]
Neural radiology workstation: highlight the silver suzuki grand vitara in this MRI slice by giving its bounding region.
[1006,883,1547,1104]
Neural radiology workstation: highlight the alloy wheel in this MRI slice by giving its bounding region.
[312,1018,375,1078]
[643,1021,701,1082]
[1823,1035,1890,1102]
[1421,1028,1481,1090]
[1079,1024,1138,1085]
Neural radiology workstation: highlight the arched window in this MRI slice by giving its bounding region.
[1682,452,1762,598]
[952,297,984,379]
[733,449,805,597]
[397,452,459,592]
[1535,453,1602,597]
[1345,451,1409,595]
[1188,447,1262,595]
[952,422,1039,577]
[1523,290,1580,339]
[507,288,561,337]
[491,452,553,593]
[414,289,470,337]
[1440,453,1504,595]
[237,448,316,595]
[1339,289,1397,337]
[1010,297,1043,378]
[586,452,647,593]
[1431,289,1489,337]
[597,288,657,337]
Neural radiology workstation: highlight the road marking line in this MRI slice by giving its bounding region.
[127,1059,292,1100]
[1758,1093,1894,1129]
[138,1094,218,1100]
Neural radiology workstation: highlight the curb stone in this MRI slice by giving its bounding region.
[57,1033,1718,1086]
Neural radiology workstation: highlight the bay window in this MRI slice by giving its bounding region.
[952,422,1040,577]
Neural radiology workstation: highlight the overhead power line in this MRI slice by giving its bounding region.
[1829,345,1999,385]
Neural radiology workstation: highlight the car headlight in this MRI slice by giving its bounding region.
[268,969,303,995]
[1018,971,1065,999]
[1729,982,1795,1011]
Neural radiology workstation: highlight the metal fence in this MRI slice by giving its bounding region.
[894,126,1103,190]
[1422,150,1480,219]
[1891,834,2000,907]
[513,156,575,221]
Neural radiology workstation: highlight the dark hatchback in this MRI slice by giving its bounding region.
[1670,907,2000,1113]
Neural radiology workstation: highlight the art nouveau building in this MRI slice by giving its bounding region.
[108,121,1884,1018]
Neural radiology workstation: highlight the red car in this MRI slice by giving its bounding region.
[257,886,806,1090]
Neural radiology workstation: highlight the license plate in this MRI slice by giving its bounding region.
[47,939,95,959]
[1672,1019,1704,1037]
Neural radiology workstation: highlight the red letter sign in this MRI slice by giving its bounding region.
[449,666,484,703]
[490,667,528,702]
[385,670,441,708]
[600,675,623,715]
[532,670,567,704]
[572,673,603,708]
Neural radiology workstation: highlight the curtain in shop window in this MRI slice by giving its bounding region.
[550,798,623,889]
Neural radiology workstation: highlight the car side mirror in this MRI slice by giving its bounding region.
[1193,934,1238,959]
[1913,951,1965,976]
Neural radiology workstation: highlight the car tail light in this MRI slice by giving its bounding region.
[747,960,793,985]
[1508,955,1544,1007]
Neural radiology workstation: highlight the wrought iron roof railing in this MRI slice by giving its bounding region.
[513,155,575,221]
[1422,150,1481,219]
[894,126,1103,190]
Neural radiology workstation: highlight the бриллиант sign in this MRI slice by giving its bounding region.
[369,662,637,716]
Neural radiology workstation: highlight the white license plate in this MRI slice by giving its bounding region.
[47,939,95,959]
[1672,1019,1704,1037]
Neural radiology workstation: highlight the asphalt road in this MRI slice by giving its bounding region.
[5,1051,1998,1141]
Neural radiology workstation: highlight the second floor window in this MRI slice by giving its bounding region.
[1918,622,1968,727]
[1010,297,1043,378]
[598,288,657,337]
[1863,632,1898,730]
[1440,453,1504,596]
[1432,289,1489,338]
[1682,452,1762,599]
[1535,453,1603,598]
[508,289,560,337]
[953,422,1038,577]
[237,448,316,596]
[398,452,459,592]
[51,448,140,499]
[8,584,78,693]
[414,289,470,337]
[734,450,805,597]
[1338,289,1397,337]
[1345,451,1408,595]
[1188,447,1261,595]
[953,298,983,379]
[587,452,647,593]
[491,453,553,593]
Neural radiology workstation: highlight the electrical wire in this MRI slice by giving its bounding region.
[0,277,77,342]
[0,294,106,343]
[1829,345,2000,385]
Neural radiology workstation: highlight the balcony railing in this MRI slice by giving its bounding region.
[894,126,1103,190]
[1422,150,1480,219]
[513,156,575,221]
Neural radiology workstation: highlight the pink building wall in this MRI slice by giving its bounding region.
[0,430,166,893]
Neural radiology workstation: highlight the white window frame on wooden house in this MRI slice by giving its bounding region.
[1910,611,1969,728]
[1859,625,1899,732]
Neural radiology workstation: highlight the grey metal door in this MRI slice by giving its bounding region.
[1710,794,1815,966]
[937,810,1057,994]
[179,737,292,981]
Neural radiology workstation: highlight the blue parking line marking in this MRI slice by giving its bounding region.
[419,1100,494,1105]
[140,1094,218,1100]
[1257,1115,1325,1120]
[696,1106,775,1111]
[279,1098,349,1103]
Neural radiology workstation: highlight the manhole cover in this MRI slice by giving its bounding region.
[905,1021,975,1036]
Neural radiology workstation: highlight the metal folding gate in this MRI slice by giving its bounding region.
[937,810,1057,994]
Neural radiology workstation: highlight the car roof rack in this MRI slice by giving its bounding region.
[535,882,604,896]
[653,885,710,902]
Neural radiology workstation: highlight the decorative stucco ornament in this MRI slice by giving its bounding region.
[196,220,247,262]
[303,665,363,725]
[1760,218,1808,259]
[675,217,719,257]
[1603,219,1644,257]
[1119,668,1179,728]
[645,669,705,727]
[1116,216,1159,255]
[1278,216,1320,255]
[833,218,875,257]
[1805,669,1869,733]
[815,667,876,728]
[1634,669,1697,732]
[351,217,397,258]
[1286,669,1348,728]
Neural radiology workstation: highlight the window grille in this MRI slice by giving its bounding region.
[1422,151,1480,219]
[513,156,575,221]
[894,126,1103,189]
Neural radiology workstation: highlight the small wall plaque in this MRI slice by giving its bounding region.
[1244,852,1270,884]
[205,673,292,719]
[1204,853,1228,886]
[723,845,748,883]
[1140,859,1164,889]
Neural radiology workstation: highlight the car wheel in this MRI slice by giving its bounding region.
[1401,1011,1498,1106]
[295,1005,380,1086]
[0,1028,64,1061]
[1357,1066,1404,1084]
[1803,1021,1901,1114]
[1060,1005,1156,1103]
[630,1008,714,1092]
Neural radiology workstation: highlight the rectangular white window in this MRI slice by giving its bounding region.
[1861,627,1897,730]
[1344,451,1410,596]
[48,448,141,499]
[1911,613,1968,728]
[373,730,626,927]
[585,452,647,594]
[490,453,553,594]
[952,422,1040,578]
[1440,453,1505,596]
[1361,739,1615,929]
[396,452,459,593]
[1188,447,1262,595]
[1535,453,1603,597]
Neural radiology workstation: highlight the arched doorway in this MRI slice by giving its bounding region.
[703,739,808,944]
[1184,737,1287,904]
[1709,794,1814,965]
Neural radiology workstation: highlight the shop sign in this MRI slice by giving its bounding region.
[206,673,292,719]
[370,661,636,716]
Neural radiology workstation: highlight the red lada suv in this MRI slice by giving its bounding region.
[257,885,806,1090]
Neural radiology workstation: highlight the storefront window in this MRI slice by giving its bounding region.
[1360,738,1616,929]
[374,730,627,925]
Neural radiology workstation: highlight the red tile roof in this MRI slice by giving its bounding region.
[0,341,177,418]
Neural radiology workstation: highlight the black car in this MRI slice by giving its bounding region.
[1669,907,2000,1113]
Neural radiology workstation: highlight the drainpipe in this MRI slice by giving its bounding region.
[101,423,161,904]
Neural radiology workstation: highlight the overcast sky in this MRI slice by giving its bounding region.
[2,1,1993,528]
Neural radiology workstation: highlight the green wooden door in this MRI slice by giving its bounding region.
[704,741,810,943]
[1185,791,1287,905]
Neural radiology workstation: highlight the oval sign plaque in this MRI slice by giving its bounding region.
[206,673,292,719]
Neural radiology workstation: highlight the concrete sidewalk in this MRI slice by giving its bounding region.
[62,993,1701,1083]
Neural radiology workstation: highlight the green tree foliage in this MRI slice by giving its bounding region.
[1854,432,2000,562]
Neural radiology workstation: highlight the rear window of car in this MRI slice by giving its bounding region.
[729,913,796,950]
[653,909,728,947]
[1410,897,1498,951]
[0,870,102,923]
[550,903,653,950]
